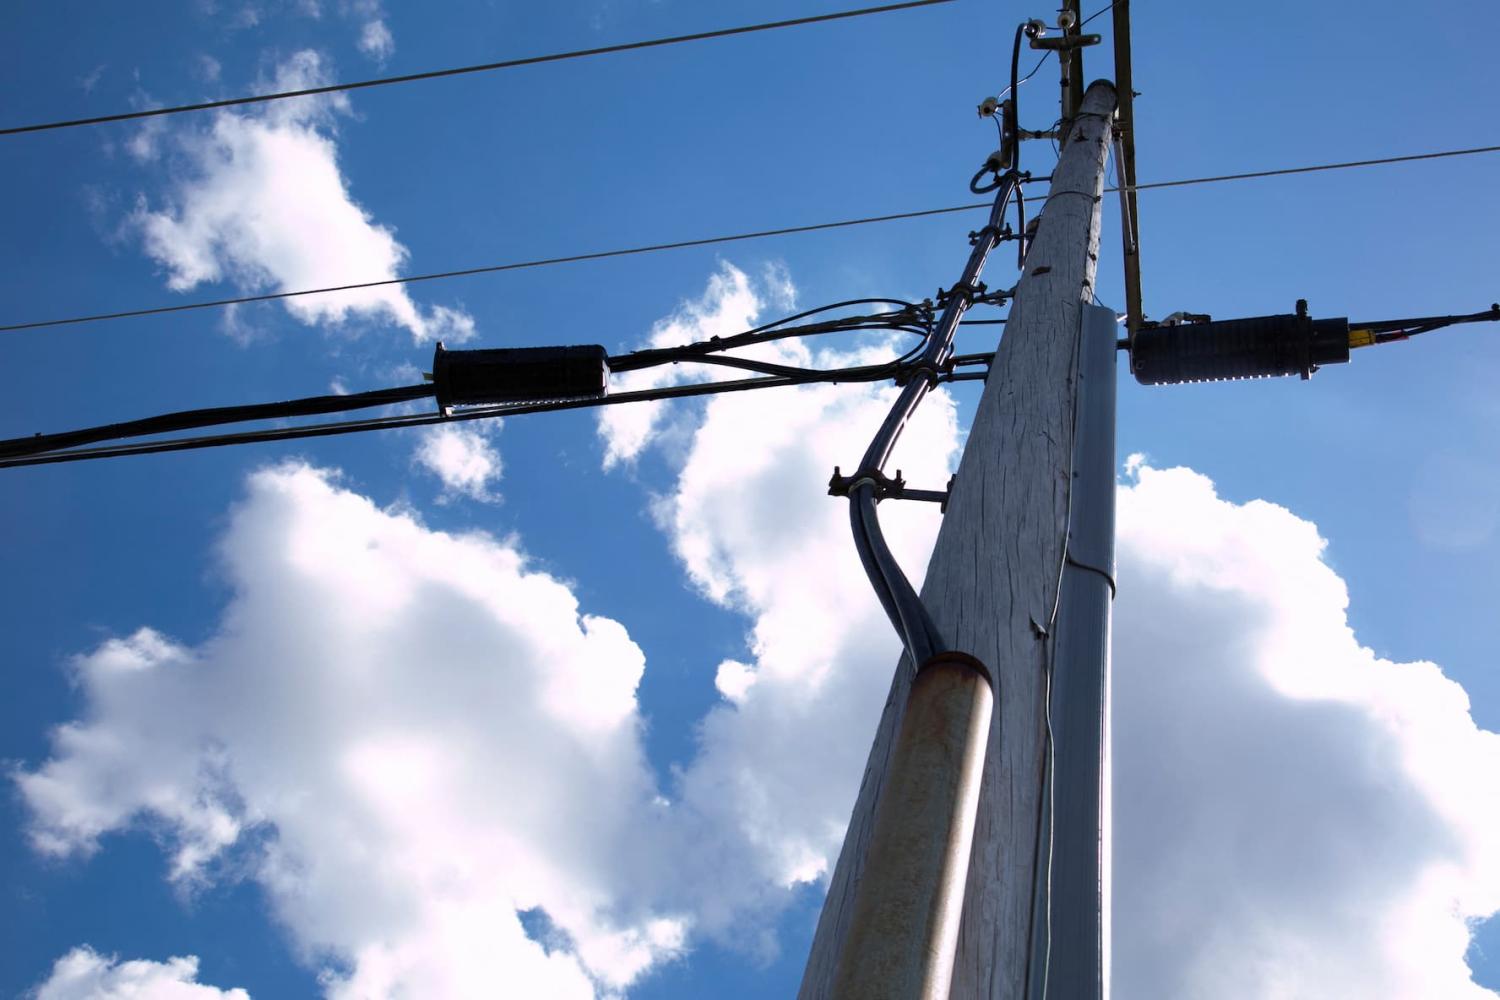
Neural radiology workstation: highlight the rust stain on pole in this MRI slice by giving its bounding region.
[830,653,995,1000]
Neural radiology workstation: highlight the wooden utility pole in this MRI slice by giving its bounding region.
[799,78,1118,999]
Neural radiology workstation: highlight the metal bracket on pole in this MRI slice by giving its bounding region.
[829,468,958,513]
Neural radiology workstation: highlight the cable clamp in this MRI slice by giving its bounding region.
[829,466,904,500]
[829,467,955,511]
[967,223,1014,247]
[936,280,988,309]
[894,361,941,387]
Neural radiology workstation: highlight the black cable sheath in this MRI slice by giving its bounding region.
[844,170,1021,663]
[608,301,925,372]
[0,383,435,459]
[0,365,904,469]
[848,495,919,658]
[1354,305,1500,338]
[3,301,925,461]
[651,354,905,380]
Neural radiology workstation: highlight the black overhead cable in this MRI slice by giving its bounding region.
[0,361,997,471]
[0,301,935,465]
[0,373,863,469]
[1350,305,1500,345]
[4,143,1498,336]
[0,0,955,137]
[0,383,436,459]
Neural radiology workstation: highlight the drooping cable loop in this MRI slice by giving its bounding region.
[0,299,941,465]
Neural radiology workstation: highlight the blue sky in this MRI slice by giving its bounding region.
[3,1,1499,997]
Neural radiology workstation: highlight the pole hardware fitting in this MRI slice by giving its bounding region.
[974,287,1012,307]
[936,280,989,309]
[915,649,995,690]
[968,223,1014,247]
[971,158,1025,195]
[1159,311,1212,326]
[970,151,1011,193]
[1029,32,1101,50]
[977,95,1002,118]
[942,352,995,374]
[894,362,941,387]
[829,467,956,512]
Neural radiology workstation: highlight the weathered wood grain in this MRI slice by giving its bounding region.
[800,80,1117,1000]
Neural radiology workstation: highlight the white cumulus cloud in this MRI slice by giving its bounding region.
[129,51,471,343]
[17,463,682,997]
[1111,461,1500,998]
[413,422,502,502]
[596,262,768,470]
[33,947,249,1000]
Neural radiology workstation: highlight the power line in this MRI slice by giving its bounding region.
[0,364,909,469]
[1115,144,1500,193]
[1079,0,1119,28]
[0,205,980,333]
[0,300,931,462]
[4,143,1497,335]
[1,0,955,137]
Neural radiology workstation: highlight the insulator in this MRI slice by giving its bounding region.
[432,342,609,407]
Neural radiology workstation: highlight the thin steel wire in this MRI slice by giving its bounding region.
[5,144,1497,335]
[1,0,955,136]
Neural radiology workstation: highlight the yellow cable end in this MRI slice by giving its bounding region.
[1348,328,1376,349]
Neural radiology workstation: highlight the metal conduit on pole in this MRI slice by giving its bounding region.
[1026,301,1118,1000]
[830,653,995,999]
[801,79,1117,999]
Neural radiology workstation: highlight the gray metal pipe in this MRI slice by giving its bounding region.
[830,653,995,1000]
[1027,302,1118,1000]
